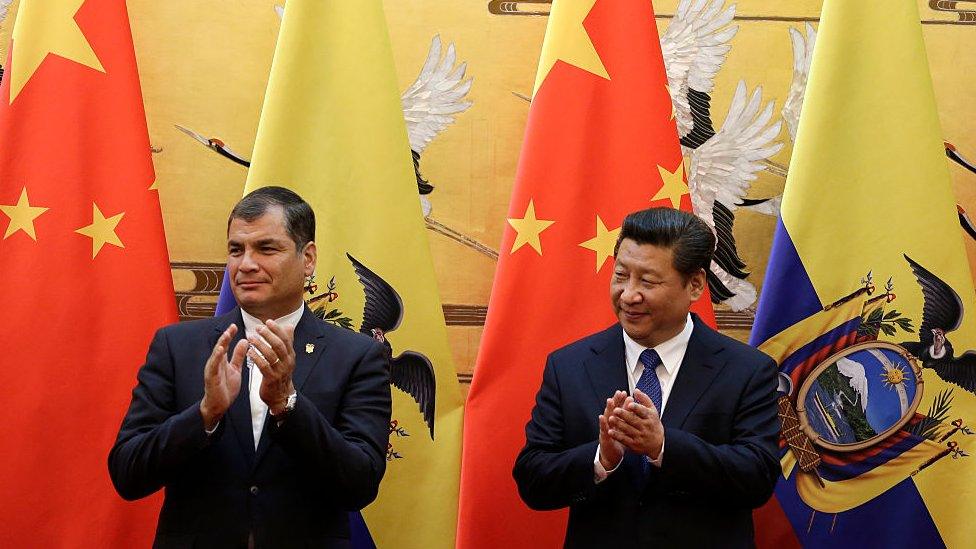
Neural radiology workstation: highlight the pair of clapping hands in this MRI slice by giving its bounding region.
[199,320,297,429]
[598,389,665,470]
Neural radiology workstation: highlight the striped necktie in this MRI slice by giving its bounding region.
[636,348,663,413]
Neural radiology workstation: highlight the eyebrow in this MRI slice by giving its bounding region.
[227,237,289,248]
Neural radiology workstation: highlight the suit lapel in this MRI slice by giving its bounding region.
[583,325,630,404]
[661,316,727,429]
[253,306,328,466]
[210,309,257,462]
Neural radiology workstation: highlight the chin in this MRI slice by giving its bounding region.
[231,291,261,308]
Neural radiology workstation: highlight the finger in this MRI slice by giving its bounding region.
[603,397,615,417]
[613,406,644,425]
[608,413,638,436]
[612,391,628,408]
[632,389,653,408]
[258,320,291,363]
[209,325,237,361]
[228,339,250,372]
[263,320,295,353]
[608,429,635,448]
[609,415,641,438]
[627,400,652,420]
[229,339,249,371]
[256,328,289,368]
[247,334,281,368]
[205,344,224,380]
[248,348,280,381]
[217,324,237,347]
[599,414,610,436]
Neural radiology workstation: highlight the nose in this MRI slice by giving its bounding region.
[620,281,643,304]
[239,250,259,272]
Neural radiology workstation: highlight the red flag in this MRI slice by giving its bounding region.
[0,0,176,545]
[457,0,714,546]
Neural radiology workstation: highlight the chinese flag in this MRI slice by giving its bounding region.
[0,0,176,546]
[457,0,714,546]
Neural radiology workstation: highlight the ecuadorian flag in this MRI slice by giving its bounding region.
[218,1,464,547]
[750,0,976,546]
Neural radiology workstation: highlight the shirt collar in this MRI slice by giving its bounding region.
[622,314,694,376]
[241,302,305,337]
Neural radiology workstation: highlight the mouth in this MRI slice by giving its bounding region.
[620,310,647,321]
[235,281,267,290]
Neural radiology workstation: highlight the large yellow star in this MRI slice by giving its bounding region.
[533,0,609,96]
[75,203,124,258]
[652,162,689,208]
[508,200,554,255]
[579,215,620,272]
[0,187,49,240]
[9,0,105,103]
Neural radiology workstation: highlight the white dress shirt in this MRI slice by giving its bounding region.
[594,314,694,481]
[241,304,305,449]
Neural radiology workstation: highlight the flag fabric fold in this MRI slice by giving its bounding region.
[457,0,714,546]
[751,0,976,546]
[222,1,465,547]
[0,0,176,546]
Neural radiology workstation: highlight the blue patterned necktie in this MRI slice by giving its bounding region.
[636,348,663,414]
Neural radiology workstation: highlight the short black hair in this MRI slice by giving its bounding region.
[227,186,315,251]
[614,207,714,279]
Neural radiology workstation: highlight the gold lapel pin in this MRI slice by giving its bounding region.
[306,343,315,354]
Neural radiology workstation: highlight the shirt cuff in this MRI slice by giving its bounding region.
[593,444,623,483]
[648,438,665,467]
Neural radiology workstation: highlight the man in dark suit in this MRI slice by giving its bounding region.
[513,207,780,547]
[109,186,391,548]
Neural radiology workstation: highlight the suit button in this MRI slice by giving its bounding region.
[249,485,259,495]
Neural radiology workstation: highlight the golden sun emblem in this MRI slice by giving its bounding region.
[881,365,908,388]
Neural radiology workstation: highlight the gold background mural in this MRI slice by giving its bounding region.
[3,0,973,391]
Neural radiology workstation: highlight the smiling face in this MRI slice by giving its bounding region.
[610,238,705,348]
[226,206,316,322]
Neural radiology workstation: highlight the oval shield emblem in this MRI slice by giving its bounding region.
[795,342,923,452]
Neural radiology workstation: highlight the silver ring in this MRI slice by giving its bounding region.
[271,358,280,366]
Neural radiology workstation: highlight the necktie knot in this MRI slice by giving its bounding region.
[639,348,662,369]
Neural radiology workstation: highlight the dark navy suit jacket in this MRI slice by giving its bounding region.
[513,315,780,548]
[108,307,391,548]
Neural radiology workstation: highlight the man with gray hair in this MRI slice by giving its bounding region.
[109,186,391,548]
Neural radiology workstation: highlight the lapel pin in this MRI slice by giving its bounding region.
[306,343,315,354]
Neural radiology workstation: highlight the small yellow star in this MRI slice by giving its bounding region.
[75,203,125,258]
[9,0,106,103]
[533,0,609,96]
[0,187,49,240]
[652,162,689,209]
[579,215,620,272]
[508,200,555,255]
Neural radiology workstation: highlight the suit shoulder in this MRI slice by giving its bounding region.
[705,326,776,369]
[547,325,617,364]
[154,315,224,339]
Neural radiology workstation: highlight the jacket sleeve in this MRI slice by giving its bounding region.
[267,340,392,511]
[513,354,602,510]
[654,356,781,509]
[107,327,217,501]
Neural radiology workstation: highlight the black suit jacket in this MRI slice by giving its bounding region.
[108,307,391,548]
[513,315,780,548]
